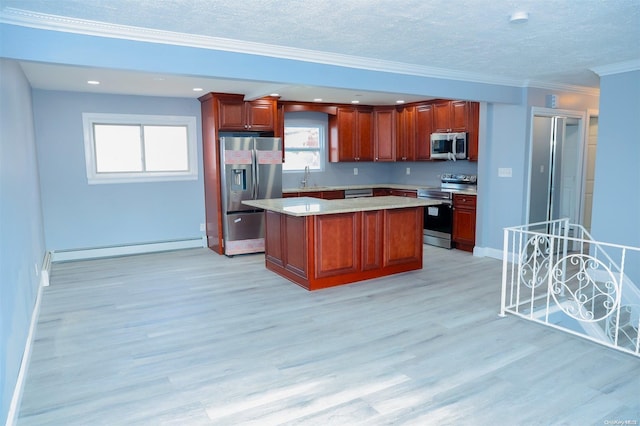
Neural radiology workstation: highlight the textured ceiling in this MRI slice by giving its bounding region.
[2,0,639,102]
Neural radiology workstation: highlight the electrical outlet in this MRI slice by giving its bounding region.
[498,167,512,177]
[406,167,411,175]
[353,167,358,175]
[200,223,206,232]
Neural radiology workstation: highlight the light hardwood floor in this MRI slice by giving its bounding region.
[17,246,640,425]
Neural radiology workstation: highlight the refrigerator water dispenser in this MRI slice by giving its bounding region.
[231,169,246,191]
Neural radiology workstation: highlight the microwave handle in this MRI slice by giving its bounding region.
[450,134,457,161]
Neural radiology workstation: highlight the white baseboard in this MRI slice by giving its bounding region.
[39,251,52,287]
[51,238,206,262]
[473,245,504,261]
[6,279,44,426]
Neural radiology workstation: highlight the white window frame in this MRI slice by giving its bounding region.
[82,113,198,184]
[283,124,326,173]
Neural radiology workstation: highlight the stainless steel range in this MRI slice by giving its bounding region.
[417,173,477,248]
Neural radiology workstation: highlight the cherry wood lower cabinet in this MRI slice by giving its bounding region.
[389,189,417,198]
[264,207,424,290]
[452,193,477,252]
[282,190,345,199]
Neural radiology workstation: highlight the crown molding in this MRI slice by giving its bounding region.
[591,59,640,77]
[1,7,526,87]
[1,7,603,95]
[524,79,600,97]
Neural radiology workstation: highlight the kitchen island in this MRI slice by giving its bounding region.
[243,196,439,290]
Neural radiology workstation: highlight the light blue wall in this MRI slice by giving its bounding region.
[0,23,522,105]
[33,90,205,251]
[590,70,640,282]
[472,86,601,255]
[475,100,529,252]
[0,59,46,426]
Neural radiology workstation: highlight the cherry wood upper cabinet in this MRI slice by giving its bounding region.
[433,100,469,133]
[374,107,396,162]
[432,100,479,161]
[466,102,480,161]
[329,106,374,162]
[415,103,434,160]
[216,94,277,131]
[395,105,416,162]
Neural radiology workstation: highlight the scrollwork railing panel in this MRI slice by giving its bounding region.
[519,234,552,289]
[549,254,620,322]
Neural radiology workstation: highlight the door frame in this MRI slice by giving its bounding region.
[581,108,599,232]
[526,107,587,226]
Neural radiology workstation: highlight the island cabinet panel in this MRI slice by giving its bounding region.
[315,213,361,278]
[264,210,284,267]
[283,215,309,278]
[383,208,423,266]
[362,210,383,270]
[262,205,424,291]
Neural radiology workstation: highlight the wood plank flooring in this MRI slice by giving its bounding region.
[17,246,640,425]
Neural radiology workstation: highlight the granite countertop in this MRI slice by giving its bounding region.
[284,183,428,193]
[242,196,441,217]
[284,183,477,196]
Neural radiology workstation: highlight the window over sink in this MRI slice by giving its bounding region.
[283,112,327,172]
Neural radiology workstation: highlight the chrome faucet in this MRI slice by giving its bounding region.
[300,165,310,188]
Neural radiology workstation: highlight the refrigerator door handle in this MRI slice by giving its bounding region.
[252,148,259,199]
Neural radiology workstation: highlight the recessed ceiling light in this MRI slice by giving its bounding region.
[269,93,280,97]
[509,11,529,23]
[87,80,100,85]
[193,87,203,92]
[313,98,323,102]
[396,100,405,104]
[351,100,360,104]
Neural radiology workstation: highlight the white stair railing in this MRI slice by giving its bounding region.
[500,218,640,358]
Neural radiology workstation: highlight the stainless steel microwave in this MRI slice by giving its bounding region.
[430,132,467,160]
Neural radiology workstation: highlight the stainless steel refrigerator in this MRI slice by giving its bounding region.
[220,136,282,255]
